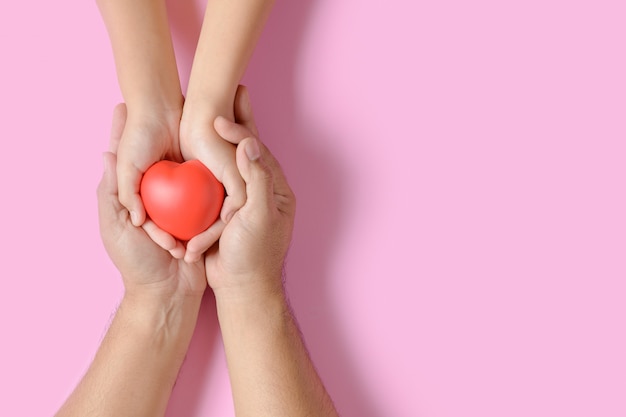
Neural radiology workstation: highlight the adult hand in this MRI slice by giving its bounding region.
[199,90,339,417]
[99,104,207,301]
[197,87,296,300]
[55,104,207,417]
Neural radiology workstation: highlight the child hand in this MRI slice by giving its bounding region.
[178,96,247,261]
[115,106,185,256]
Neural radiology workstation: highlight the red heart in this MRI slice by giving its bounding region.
[140,160,224,241]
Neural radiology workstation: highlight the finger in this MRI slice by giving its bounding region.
[109,103,127,154]
[188,138,246,223]
[220,163,247,223]
[234,85,259,137]
[184,219,226,263]
[214,116,254,145]
[236,137,274,212]
[168,242,186,260]
[236,137,295,216]
[116,156,147,227]
[142,220,178,252]
[109,103,145,227]
[142,220,185,259]
[257,143,295,212]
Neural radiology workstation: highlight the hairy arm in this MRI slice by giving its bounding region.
[56,294,201,417]
[216,290,339,417]
[205,89,339,416]
[56,105,206,417]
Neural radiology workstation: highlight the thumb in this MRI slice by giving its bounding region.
[236,137,274,212]
[116,156,146,226]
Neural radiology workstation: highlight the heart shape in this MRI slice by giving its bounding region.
[140,160,225,241]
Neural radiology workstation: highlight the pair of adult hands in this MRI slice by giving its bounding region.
[98,87,295,302]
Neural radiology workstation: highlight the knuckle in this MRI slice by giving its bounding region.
[289,188,297,209]
[255,159,274,180]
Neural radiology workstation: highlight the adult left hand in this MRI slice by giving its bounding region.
[98,104,207,301]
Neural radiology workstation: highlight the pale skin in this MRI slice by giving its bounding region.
[56,89,339,417]
[96,0,275,260]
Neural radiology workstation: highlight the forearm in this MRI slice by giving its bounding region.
[216,287,339,417]
[56,293,202,417]
[183,0,274,124]
[97,0,183,116]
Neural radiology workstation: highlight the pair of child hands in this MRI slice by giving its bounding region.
[115,86,261,264]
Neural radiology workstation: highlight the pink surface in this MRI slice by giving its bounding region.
[1,0,625,416]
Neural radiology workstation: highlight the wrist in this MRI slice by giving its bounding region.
[215,285,290,329]
[125,94,184,125]
[213,276,286,313]
[185,77,237,111]
[120,291,203,345]
[123,103,182,139]
[181,94,234,131]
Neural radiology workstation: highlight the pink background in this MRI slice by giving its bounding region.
[1,0,625,416]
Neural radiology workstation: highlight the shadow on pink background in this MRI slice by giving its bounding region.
[239,3,382,417]
[164,0,377,415]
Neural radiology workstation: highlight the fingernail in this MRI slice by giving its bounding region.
[130,210,139,225]
[245,139,261,161]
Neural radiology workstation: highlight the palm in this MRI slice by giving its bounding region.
[102,207,207,297]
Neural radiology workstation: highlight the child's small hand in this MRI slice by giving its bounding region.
[114,106,185,256]
[178,93,248,261]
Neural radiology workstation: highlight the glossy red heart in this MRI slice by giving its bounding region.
[140,160,224,241]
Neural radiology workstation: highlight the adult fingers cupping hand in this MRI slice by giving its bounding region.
[202,88,296,298]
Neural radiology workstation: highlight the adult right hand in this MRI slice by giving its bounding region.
[198,87,297,301]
